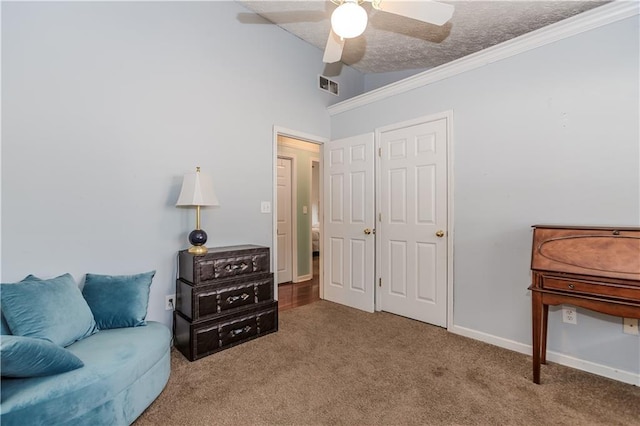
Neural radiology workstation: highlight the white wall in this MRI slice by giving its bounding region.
[1,1,363,327]
[330,12,640,381]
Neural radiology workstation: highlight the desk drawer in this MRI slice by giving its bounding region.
[543,277,640,302]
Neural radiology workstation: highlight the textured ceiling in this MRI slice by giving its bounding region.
[237,1,609,74]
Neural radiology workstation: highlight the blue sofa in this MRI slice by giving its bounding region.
[0,272,171,425]
[1,322,171,425]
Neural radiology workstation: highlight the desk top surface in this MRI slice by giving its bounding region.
[531,226,640,281]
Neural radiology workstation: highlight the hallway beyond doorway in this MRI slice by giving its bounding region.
[278,255,320,311]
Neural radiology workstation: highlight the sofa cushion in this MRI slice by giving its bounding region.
[1,335,84,378]
[82,271,155,330]
[0,274,97,347]
[0,322,171,425]
[0,315,10,335]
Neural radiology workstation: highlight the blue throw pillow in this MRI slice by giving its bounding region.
[82,271,155,330]
[0,274,97,347]
[1,275,43,335]
[1,335,84,378]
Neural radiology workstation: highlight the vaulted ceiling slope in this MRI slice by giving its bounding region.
[237,1,610,74]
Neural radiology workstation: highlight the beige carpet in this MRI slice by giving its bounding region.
[136,301,639,425]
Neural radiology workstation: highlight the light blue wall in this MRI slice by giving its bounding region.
[330,16,640,377]
[1,1,364,327]
[364,68,430,92]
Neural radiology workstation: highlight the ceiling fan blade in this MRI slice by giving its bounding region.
[377,0,454,26]
[322,29,345,64]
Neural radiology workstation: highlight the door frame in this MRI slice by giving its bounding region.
[374,110,455,330]
[310,156,321,265]
[272,126,328,299]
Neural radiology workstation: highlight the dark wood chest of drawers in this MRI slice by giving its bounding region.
[174,245,278,361]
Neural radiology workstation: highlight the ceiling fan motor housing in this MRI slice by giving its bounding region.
[323,0,455,64]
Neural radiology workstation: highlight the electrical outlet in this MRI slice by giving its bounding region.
[562,306,577,324]
[165,294,176,311]
[623,318,639,335]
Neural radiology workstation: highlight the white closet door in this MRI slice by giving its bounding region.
[323,133,375,313]
[379,118,448,326]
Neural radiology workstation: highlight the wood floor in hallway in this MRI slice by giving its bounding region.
[278,255,320,312]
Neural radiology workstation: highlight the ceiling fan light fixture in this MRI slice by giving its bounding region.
[331,1,368,39]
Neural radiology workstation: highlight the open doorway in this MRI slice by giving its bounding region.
[274,132,324,311]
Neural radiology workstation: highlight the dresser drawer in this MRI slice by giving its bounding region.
[174,301,278,361]
[179,245,270,285]
[219,316,259,347]
[176,273,274,321]
[542,276,640,302]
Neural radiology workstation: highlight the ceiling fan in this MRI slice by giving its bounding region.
[323,0,455,63]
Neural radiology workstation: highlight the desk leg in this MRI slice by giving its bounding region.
[532,290,542,384]
[541,304,548,365]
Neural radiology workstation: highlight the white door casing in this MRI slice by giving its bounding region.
[323,133,375,313]
[277,157,293,284]
[378,116,449,327]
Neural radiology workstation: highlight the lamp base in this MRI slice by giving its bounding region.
[187,229,208,256]
[188,245,209,255]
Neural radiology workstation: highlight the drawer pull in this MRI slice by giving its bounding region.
[225,262,248,272]
[226,293,250,304]
[230,325,252,337]
[568,284,575,289]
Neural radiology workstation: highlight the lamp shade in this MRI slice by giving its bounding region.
[176,168,219,207]
[331,1,368,39]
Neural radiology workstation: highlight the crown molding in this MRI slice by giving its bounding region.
[328,1,639,116]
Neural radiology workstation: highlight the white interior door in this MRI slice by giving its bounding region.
[379,117,448,326]
[277,157,293,284]
[323,133,375,313]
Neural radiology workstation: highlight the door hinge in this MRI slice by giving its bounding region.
[379,212,382,222]
[378,147,381,157]
[379,278,382,287]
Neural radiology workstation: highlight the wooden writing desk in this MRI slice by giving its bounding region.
[529,225,640,384]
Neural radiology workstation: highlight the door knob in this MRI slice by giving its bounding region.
[436,230,445,238]
[364,228,372,235]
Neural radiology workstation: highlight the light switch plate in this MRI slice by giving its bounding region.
[260,201,271,214]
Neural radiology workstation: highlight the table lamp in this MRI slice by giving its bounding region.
[176,167,219,255]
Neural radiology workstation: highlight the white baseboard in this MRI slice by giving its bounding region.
[449,324,640,386]
[293,273,312,283]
